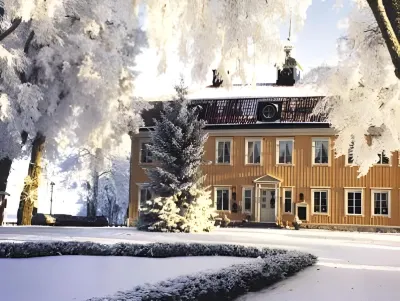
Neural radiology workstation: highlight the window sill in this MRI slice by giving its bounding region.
[276,163,294,167]
[345,214,364,217]
[215,163,233,166]
[345,164,358,167]
[312,212,329,216]
[282,212,294,215]
[373,164,392,167]
[245,163,262,166]
[371,214,390,218]
[216,210,231,213]
[312,163,330,167]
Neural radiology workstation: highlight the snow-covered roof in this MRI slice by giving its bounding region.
[188,84,323,100]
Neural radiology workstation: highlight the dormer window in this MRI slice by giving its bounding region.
[262,105,277,119]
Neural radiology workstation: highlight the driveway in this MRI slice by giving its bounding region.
[1,226,399,300]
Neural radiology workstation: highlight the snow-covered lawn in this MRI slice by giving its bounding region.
[0,255,254,301]
[237,264,400,301]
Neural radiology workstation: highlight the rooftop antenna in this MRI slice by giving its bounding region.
[284,11,293,58]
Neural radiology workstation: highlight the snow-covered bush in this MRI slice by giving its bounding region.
[138,79,216,233]
[139,187,217,233]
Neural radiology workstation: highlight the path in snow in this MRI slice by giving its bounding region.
[0,255,254,301]
[237,265,400,301]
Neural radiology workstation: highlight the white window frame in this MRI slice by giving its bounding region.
[312,137,330,166]
[137,184,152,210]
[374,151,391,166]
[242,187,253,213]
[276,138,294,165]
[215,138,233,165]
[139,139,153,164]
[214,187,231,211]
[311,189,330,215]
[245,138,263,165]
[344,189,364,216]
[371,189,391,217]
[282,187,293,214]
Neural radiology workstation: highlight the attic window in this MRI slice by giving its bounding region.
[262,104,277,119]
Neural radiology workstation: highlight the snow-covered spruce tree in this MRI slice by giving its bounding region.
[138,80,216,233]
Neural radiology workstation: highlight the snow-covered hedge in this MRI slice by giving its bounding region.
[87,251,316,301]
[0,241,288,258]
[0,241,316,301]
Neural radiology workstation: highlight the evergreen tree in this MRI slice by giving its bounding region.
[138,79,216,232]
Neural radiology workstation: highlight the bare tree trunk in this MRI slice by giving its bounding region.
[17,133,46,225]
[367,0,400,79]
[0,158,12,193]
[87,148,103,218]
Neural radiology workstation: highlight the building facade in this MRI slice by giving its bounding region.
[128,96,400,227]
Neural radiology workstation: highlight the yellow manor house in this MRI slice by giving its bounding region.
[128,92,400,228]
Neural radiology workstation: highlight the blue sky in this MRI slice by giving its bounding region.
[289,0,352,73]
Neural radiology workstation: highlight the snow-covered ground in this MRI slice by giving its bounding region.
[0,227,399,300]
[0,255,253,301]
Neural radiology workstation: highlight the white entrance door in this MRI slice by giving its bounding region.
[260,189,276,222]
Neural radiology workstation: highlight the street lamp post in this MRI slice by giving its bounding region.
[50,182,55,215]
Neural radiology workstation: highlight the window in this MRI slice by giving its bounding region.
[139,186,152,209]
[276,139,294,164]
[140,142,153,163]
[215,188,230,211]
[242,188,252,212]
[312,190,329,214]
[372,190,390,216]
[312,138,329,165]
[216,139,232,164]
[376,151,390,165]
[245,139,262,164]
[283,188,293,214]
[346,190,362,215]
[347,141,355,165]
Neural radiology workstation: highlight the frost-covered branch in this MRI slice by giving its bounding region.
[0,17,21,42]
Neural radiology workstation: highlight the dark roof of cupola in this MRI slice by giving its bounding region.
[140,96,327,130]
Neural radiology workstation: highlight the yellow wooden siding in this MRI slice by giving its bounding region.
[129,135,400,226]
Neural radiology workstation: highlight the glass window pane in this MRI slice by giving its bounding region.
[381,193,387,201]
[285,190,291,198]
[348,207,354,214]
[321,141,329,163]
[244,190,251,198]
[254,141,261,163]
[224,142,230,163]
[279,142,286,163]
[355,207,362,214]
[285,200,291,213]
[286,141,293,163]
[218,142,224,163]
[314,192,320,202]
[248,141,254,163]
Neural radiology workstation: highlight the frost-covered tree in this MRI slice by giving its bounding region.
[142,0,312,84]
[138,80,216,232]
[0,1,146,224]
[301,4,399,176]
